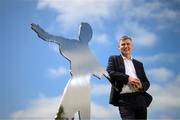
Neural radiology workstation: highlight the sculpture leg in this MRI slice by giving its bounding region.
[78,105,90,120]
[55,75,91,120]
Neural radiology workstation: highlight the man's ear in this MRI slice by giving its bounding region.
[131,43,133,49]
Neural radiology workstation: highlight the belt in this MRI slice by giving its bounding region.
[119,92,142,97]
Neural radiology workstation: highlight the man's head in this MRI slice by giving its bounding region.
[118,35,133,59]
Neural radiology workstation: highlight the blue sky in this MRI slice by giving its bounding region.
[1,0,180,119]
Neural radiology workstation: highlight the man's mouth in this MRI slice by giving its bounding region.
[124,49,129,52]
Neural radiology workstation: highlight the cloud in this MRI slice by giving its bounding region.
[117,1,180,24]
[137,53,180,63]
[38,0,180,27]
[47,66,68,78]
[116,21,157,47]
[149,82,180,108]
[37,0,117,29]
[10,96,60,120]
[49,44,60,54]
[37,0,180,23]
[147,69,180,119]
[10,73,180,119]
[91,33,110,46]
[36,0,180,47]
[91,84,111,95]
[148,77,180,119]
[10,95,119,120]
[91,102,119,119]
[147,67,174,83]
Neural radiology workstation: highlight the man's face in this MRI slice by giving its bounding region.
[119,39,133,57]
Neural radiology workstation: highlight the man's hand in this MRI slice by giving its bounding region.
[128,76,142,91]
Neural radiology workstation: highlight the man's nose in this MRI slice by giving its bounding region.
[124,44,128,47]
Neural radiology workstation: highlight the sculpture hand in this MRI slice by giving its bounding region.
[31,23,50,41]
[31,23,39,32]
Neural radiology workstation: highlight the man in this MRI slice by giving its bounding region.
[106,35,151,120]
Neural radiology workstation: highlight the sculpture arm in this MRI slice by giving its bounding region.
[31,23,65,44]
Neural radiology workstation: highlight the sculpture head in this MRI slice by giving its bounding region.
[78,22,93,44]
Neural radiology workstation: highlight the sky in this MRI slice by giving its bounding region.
[1,0,180,119]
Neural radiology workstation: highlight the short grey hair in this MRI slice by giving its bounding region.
[119,35,132,43]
